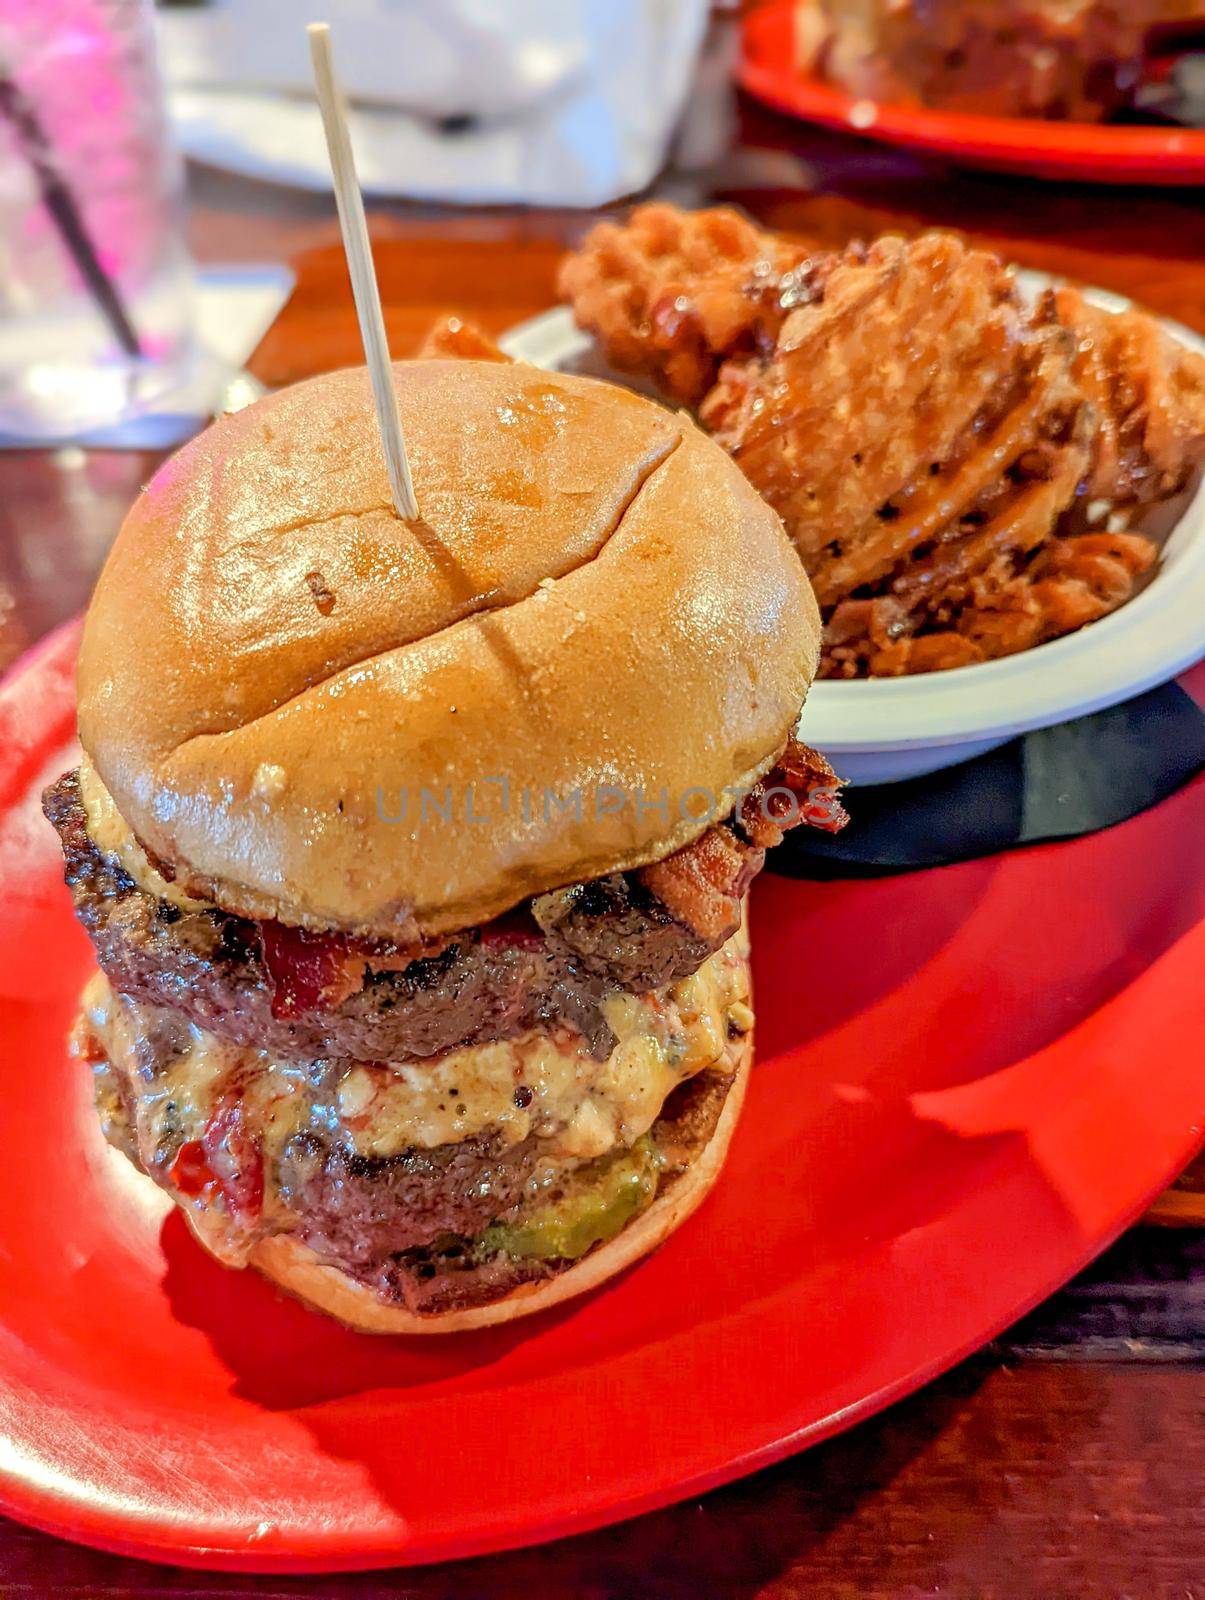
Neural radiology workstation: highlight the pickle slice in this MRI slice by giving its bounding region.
[479,1136,662,1262]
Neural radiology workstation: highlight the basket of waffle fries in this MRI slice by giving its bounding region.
[442,204,1205,782]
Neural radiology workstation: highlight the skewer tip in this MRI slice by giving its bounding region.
[307,19,420,523]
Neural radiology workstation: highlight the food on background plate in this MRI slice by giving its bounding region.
[46,358,844,1333]
[560,204,1205,678]
[556,202,827,408]
[1042,285,1205,504]
[790,0,1205,123]
[417,315,509,363]
[699,233,1134,679]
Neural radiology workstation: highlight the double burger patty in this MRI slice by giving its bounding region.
[92,1012,736,1315]
[45,771,716,1060]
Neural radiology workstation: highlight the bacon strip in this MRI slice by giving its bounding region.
[638,738,847,943]
[257,740,844,1011]
[260,923,447,1019]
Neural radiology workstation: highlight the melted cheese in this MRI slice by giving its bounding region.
[81,930,751,1175]
[78,759,211,912]
[76,764,752,1165]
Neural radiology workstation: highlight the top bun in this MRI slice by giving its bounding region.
[78,360,819,938]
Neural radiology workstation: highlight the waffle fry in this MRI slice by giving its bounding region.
[702,233,1038,591]
[1040,287,1205,504]
[552,208,1200,677]
[558,203,830,407]
[700,230,1134,677]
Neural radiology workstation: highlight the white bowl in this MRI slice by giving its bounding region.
[500,277,1205,784]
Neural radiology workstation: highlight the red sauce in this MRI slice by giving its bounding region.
[202,1098,264,1220]
[169,1140,213,1198]
[169,1099,264,1221]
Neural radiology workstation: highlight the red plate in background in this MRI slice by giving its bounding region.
[0,622,1202,1572]
[740,0,1205,185]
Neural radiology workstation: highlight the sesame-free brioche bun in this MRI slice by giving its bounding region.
[247,1032,750,1334]
[78,360,819,937]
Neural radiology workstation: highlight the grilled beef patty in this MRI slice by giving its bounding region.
[45,770,715,1060]
[45,733,838,1063]
[93,1024,735,1317]
[353,1067,736,1315]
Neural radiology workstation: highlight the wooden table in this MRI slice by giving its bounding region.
[1,98,1203,1597]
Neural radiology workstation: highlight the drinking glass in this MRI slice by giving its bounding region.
[0,0,195,438]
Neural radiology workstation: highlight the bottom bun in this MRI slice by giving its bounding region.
[250,1034,752,1335]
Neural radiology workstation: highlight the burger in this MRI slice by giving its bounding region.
[44,358,841,1332]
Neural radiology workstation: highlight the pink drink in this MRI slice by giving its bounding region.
[0,0,194,436]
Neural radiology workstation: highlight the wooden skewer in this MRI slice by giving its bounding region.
[307,22,419,522]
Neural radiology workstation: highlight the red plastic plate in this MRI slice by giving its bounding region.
[740,1,1205,185]
[0,622,1202,1572]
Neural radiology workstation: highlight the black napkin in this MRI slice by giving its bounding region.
[774,681,1205,880]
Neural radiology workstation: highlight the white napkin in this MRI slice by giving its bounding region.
[0,264,293,450]
[158,0,711,207]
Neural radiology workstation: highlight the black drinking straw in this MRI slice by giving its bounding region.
[0,64,143,358]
